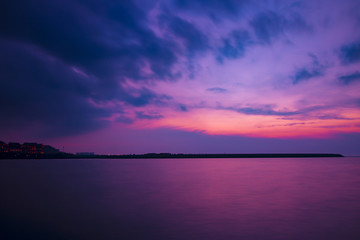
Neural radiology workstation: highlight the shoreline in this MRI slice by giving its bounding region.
[1,153,344,159]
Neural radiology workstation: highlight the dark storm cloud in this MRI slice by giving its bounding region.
[0,0,177,82]
[339,41,360,64]
[158,12,209,54]
[136,112,164,120]
[0,0,179,137]
[207,87,228,94]
[174,0,248,18]
[0,40,110,137]
[338,71,360,84]
[250,11,310,44]
[0,39,170,137]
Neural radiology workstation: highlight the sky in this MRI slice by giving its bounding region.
[1,0,360,155]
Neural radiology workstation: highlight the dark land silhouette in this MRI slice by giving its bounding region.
[76,153,344,159]
[0,141,70,159]
[0,141,343,159]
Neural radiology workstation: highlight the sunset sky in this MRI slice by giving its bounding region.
[1,0,360,155]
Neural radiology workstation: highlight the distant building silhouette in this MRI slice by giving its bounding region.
[22,143,45,155]
[8,142,22,155]
[0,141,62,158]
[0,141,8,153]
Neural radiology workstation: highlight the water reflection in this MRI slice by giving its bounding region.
[1,158,360,239]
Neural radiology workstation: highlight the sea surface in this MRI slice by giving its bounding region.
[1,157,360,240]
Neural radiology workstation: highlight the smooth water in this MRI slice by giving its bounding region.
[1,157,360,240]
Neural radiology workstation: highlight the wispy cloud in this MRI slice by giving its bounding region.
[250,10,310,44]
[339,41,360,64]
[136,111,164,120]
[339,71,360,84]
[206,87,228,94]
[218,30,252,61]
[292,54,325,84]
[236,107,298,116]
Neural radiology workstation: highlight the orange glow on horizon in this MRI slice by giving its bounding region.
[130,108,360,138]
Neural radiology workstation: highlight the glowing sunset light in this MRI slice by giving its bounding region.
[1,0,360,154]
[127,102,360,138]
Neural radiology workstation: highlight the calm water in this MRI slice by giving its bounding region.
[1,157,360,240]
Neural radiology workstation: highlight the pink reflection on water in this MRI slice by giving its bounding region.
[1,158,360,239]
[93,158,360,239]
